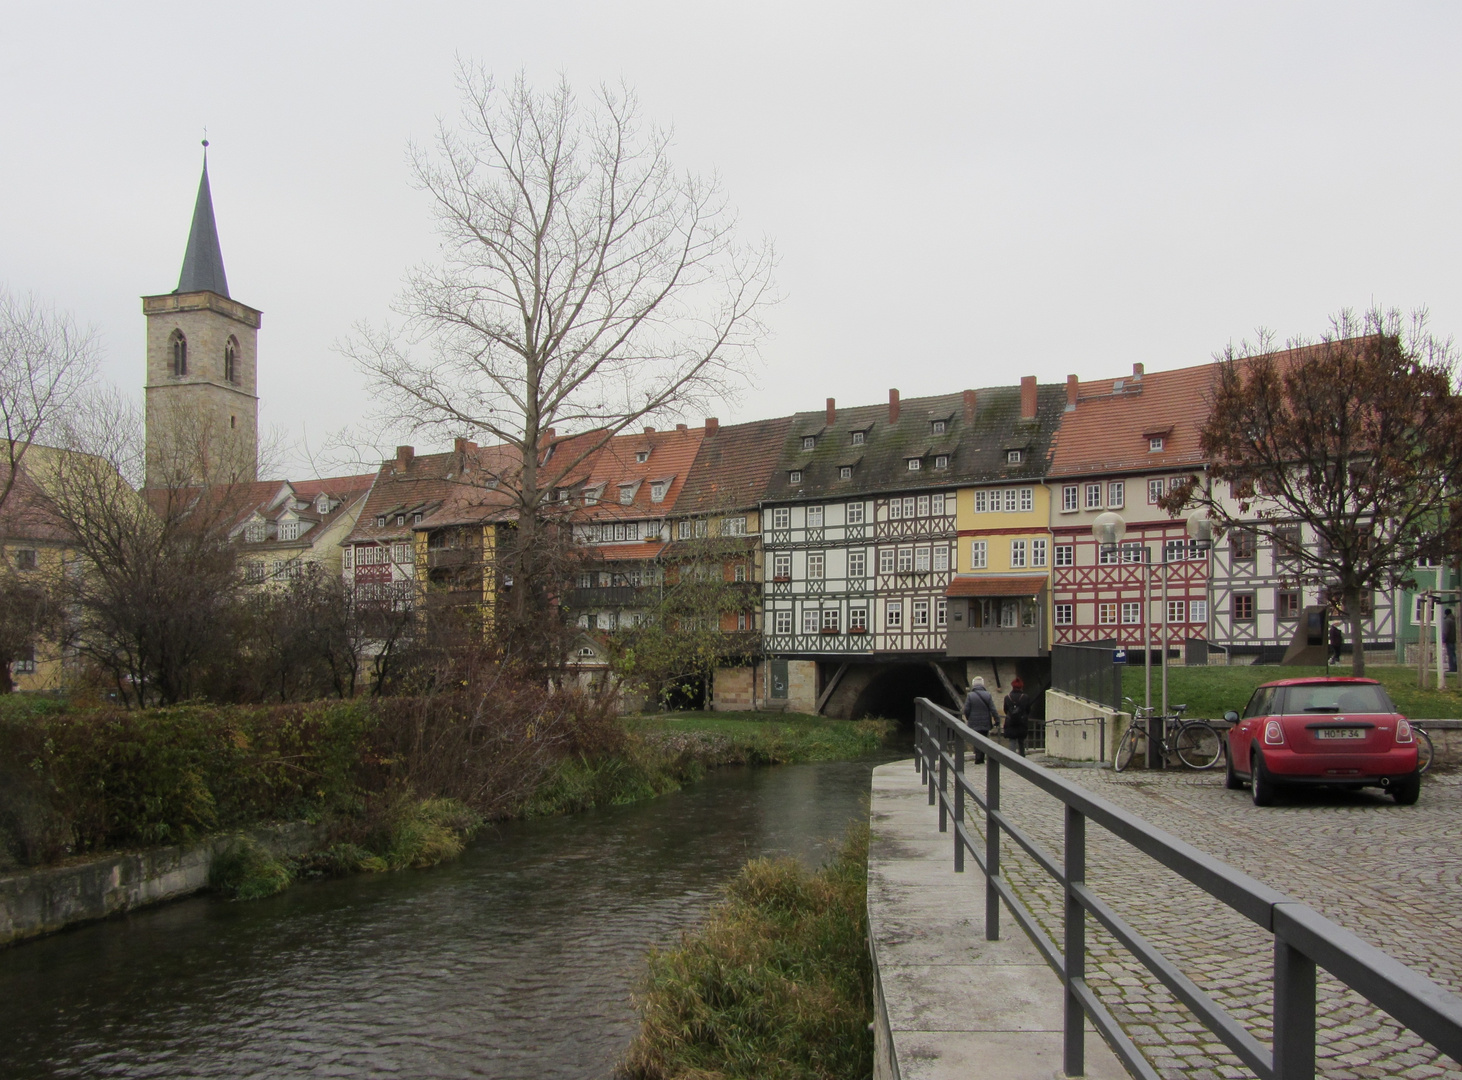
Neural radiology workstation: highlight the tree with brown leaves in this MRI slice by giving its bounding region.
[1163,308,1462,675]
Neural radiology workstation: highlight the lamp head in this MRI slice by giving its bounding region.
[1186,510,1212,550]
[1092,511,1127,551]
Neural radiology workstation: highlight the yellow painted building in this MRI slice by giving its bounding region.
[945,480,1055,659]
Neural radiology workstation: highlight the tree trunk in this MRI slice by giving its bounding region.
[1346,588,1366,676]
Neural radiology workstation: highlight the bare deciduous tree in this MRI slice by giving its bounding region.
[1164,308,1462,675]
[347,67,774,662]
[0,288,98,516]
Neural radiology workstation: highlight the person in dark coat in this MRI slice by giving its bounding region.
[962,676,999,764]
[1445,609,1457,674]
[1002,678,1032,758]
[1328,624,1343,666]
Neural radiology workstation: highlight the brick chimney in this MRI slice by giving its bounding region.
[676,423,688,433]
[1133,362,1144,380]
[705,417,719,435]
[644,426,656,435]
[1020,376,1037,420]
[397,445,415,469]
[826,397,836,426]
[962,389,976,421]
[1066,374,1079,412]
[888,388,900,424]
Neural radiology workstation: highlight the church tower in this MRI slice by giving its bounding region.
[143,144,261,488]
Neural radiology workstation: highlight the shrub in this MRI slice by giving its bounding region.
[210,836,293,901]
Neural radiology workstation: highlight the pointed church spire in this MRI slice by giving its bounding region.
[176,141,230,297]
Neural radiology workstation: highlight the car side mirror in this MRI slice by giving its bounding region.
[1223,710,1239,723]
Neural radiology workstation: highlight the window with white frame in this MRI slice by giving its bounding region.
[903,496,916,517]
[1055,544,1073,567]
[851,430,865,445]
[886,601,903,628]
[847,502,865,524]
[789,470,802,484]
[1122,602,1141,624]
[916,494,930,517]
[879,548,895,573]
[245,563,266,583]
[932,419,946,434]
[808,552,825,579]
[907,457,921,471]
[393,542,412,564]
[1190,600,1209,624]
[1007,449,1022,463]
[721,516,747,536]
[802,435,816,450]
[1121,541,1145,564]
[1099,603,1118,625]
[1167,600,1186,623]
[933,545,949,571]
[636,450,649,463]
[1165,538,1188,563]
[650,481,666,502]
[897,547,914,573]
[1107,481,1125,509]
[619,485,635,505]
[1099,545,1119,565]
[839,466,853,479]
[1062,485,1078,512]
[935,455,949,469]
[734,563,747,582]
[244,522,266,543]
[807,505,824,527]
[936,597,948,626]
[775,610,793,634]
[803,608,820,633]
[278,521,300,541]
[1032,538,1048,567]
[1020,488,1034,512]
[971,540,988,569]
[932,493,946,515]
[678,520,693,539]
[912,599,930,628]
[1149,436,1164,452]
[1147,478,1165,504]
[822,608,840,631]
[342,547,352,570]
[1055,603,1074,626]
[1010,539,1027,568]
[850,607,868,631]
[975,490,988,513]
[915,546,931,572]
[773,552,791,578]
[773,507,791,529]
[997,489,1012,512]
[1084,483,1102,510]
[849,550,867,577]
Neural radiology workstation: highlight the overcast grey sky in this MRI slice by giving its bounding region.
[3,2,1460,476]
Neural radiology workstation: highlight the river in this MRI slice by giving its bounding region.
[0,757,893,1079]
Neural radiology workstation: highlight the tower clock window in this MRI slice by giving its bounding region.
[170,330,187,377]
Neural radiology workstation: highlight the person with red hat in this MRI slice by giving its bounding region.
[1002,678,1032,758]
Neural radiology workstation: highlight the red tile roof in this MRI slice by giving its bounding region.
[576,425,707,520]
[677,415,796,514]
[589,541,667,561]
[945,575,1049,598]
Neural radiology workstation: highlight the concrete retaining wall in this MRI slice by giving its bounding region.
[1043,689,1132,764]
[0,822,324,947]
[1416,719,1462,767]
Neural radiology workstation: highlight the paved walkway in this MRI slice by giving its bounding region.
[869,762,1127,1079]
[886,751,1462,1080]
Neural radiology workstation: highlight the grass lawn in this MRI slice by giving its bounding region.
[1121,664,1462,719]
[623,710,892,761]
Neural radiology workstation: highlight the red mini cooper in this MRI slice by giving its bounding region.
[1224,677,1421,806]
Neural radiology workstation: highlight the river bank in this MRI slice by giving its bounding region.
[0,698,889,943]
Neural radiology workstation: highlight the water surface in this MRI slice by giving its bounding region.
[0,758,889,1079]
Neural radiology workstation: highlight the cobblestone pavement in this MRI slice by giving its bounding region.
[947,759,1462,1080]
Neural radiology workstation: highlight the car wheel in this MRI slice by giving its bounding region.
[1224,744,1244,790]
[1250,752,1277,807]
[1392,773,1421,806]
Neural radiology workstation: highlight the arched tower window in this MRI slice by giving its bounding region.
[224,337,238,384]
[170,330,188,377]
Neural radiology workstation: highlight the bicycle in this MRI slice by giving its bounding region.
[1114,699,1225,772]
[1411,722,1435,775]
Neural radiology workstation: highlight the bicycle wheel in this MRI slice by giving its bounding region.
[1415,727,1434,775]
[1174,721,1222,770]
[1115,724,1144,772]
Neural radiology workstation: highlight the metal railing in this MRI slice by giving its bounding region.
[912,696,1462,1080]
[1052,643,1122,711]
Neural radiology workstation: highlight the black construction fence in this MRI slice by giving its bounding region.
[1050,643,1121,712]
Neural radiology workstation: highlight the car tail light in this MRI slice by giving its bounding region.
[1395,719,1415,744]
[1263,720,1285,746]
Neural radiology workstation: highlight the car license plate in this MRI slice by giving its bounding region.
[1317,728,1365,740]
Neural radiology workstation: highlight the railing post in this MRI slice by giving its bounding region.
[1064,804,1086,1077]
[938,720,949,832]
[985,748,1000,941]
[1273,934,1316,1080]
[927,718,937,806]
[953,733,965,873]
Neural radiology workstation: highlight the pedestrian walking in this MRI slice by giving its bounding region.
[1328,624,1343,666]
[962,676,999,764]
[1445,608,1457,674]
[1002,678,1032,758]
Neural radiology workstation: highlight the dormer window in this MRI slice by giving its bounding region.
[169,330,187,377]
[315,494,330,514]
[278,521,301,541]
[650,481,667,502]
[801,436,816,451]
[851,431,865,445]
[789,470,802,484]
[839,466,853,480]
[244,522,265,543]
[558,489,570,502]
[1149,436,1164,452]
[396,515,405,527]
[376,516,386,528]
[1006,449,1023,464]
[619,484,636,505]
[224,337,239,384]
[413,512,423,524]
[636,450,649,463]
[931,419,946,435]
[935,455,949,469]
[907,458,921,471]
